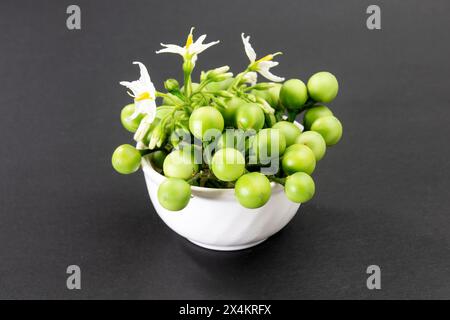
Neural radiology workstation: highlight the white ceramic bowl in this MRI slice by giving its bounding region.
[141,156,301,251]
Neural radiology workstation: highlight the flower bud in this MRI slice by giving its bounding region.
[204,66,233,82]
[210,66,230,75]
[149,125,163,149]
[164,79,179,92]
[255,97,275,114]
[156,131,166,148]
[133,116,152,142]
[212,72,233,82]
[213,97,228,110]
[251,82,276,90]
[200,71,207,82]
[215,90,234,98]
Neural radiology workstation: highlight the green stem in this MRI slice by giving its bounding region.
[187,171,203,184]
[303,98,317,109]
[184,73,192,100]
[199,176,208,187]
[287,111,297,122]
[226,181,236,188]
[286,99,317,122]
[243,84,259,92]
[155,92,184,107]
[139,149,152,157]
[192,79,212,94]
[268,176,286,186]
[229,69,250,91]
[182,59,194,101]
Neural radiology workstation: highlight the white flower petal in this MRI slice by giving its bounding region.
[156,43,186,55]
[156,31,219,61]
[214,66,230,73]
[258,69,285,82]
[257,61,285,82]
[197,40,220,55]
[134,121,151,142]
[131,99,156,121]
[192,34,207,46]
[259,60,280,69]
[120,62,156,98]
[133,112,155,142]
[241,33,257,62]
[189,35,220,55]
[119,80,143,97]
[191,54,198,65]
[119,81,132,87]
[133,61,156,96]
[132,61,151,85]
[136,141,148,150]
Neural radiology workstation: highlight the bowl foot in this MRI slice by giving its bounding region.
[187,238,268,251]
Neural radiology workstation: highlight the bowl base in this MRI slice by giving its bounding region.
[187,238,268,251]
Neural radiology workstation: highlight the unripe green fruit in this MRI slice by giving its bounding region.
[295,131,327,161]
[235,103,265,131]
[282,144,316,175]
[252,83,282,108]
[235,173,271,209]
[307,72,339,103]
[150,150,167,169]
[222,97,246,126]
[157,178,191,211]
[303,105,333,130]
[120,104,144,133]
[112,144,142,174]
[284,172,315,203]
[163,149,199,180]
[272,121,302,147]
[189,106,224,140]
[280,79,308,111]
[252,128,286,163]
[310,115,343,146]
[211,148,246,182]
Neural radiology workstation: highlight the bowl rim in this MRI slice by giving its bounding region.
[141,155,283,194]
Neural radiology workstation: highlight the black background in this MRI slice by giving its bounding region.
[1,0,449,299]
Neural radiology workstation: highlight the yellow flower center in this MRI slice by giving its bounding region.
[185,27,194,48]
[135,92,151,101]
[255,52,282,64]
[256,54,274,63]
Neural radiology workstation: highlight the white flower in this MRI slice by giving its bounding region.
[119,61,157,121]
[156,27,220,65]
[119,61,157,142]
[241,33,284,82]
[206,65,233,82]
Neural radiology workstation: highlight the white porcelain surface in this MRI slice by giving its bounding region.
[141,157,301,251]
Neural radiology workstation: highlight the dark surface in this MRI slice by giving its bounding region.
[1,0,450,299]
